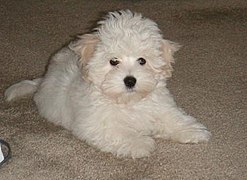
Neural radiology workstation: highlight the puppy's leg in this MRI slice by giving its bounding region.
[109,131,155,158]
[74,126,155,158]
[154,108,211,144]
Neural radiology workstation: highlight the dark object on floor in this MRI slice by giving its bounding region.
[0,139,11,167]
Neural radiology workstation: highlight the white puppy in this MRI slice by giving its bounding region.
[5,10,211,158]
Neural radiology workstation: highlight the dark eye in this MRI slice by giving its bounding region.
[110,58,120,66]
[137,57,146,65]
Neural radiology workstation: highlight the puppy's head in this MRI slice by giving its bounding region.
[69,10,180,103]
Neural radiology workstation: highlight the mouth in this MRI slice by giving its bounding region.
[126,87,136,93]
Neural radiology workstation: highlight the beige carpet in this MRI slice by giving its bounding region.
[1,0,246,179]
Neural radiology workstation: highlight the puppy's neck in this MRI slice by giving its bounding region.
[115,93,146,105]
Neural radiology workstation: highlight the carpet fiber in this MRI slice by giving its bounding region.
[0,0,246,179]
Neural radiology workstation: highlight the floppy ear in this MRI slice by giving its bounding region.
[69,34,100,67]
[160,39,181,78]
[69,34,100,80]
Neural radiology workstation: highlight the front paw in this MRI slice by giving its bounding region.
[171,123,212,144]
[116,136,155,158]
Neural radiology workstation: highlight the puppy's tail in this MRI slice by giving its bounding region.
[4,78,42,102]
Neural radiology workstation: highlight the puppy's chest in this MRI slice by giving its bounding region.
[84,90,162,132]
[113,103,159,131]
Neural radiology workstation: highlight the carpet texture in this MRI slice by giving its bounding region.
[0,0,246,179]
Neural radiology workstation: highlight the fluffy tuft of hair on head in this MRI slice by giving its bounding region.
[96,10,162,44]
[98,9,142,27]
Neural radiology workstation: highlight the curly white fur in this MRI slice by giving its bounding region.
[5,10,211,158]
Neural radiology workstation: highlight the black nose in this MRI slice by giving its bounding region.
[124,76,137,89]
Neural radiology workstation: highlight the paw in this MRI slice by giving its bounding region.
[116,136,155,158]
[171,123,211,144]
